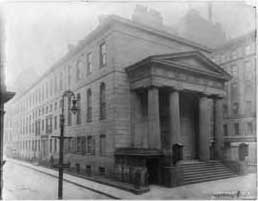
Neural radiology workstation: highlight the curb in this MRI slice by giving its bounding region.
[9,159,120,200]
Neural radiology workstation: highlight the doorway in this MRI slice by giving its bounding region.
[146,158,160,184]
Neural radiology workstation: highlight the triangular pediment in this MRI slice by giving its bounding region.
[151,51,231,79]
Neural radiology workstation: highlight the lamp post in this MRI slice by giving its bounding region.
[53,90,78,200]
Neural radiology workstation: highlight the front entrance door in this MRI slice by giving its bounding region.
[180,93,197,160]
[146,158,159,184]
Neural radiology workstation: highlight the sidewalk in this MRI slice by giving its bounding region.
[8,158,257,200]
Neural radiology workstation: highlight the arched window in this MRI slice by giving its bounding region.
[87,89,92,122]
[99,83,106,120]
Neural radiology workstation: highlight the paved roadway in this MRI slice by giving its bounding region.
[3,160,110,200]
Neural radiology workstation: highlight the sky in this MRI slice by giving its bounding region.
[3,0,256,91]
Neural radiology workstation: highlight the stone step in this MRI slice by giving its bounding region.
[183,174,237,185]
[183,172,235,180]
[183,169,233,176]
[182,166,227,173]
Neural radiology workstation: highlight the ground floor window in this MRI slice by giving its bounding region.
[99,167,105,176]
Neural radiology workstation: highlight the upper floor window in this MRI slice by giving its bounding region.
[231,65,238,77]
[223,104,228,118]
[67,96,72,126]
[50,78,53,97]
[245,100,252,114]
[68,65,72,88]
[99,42,107,67]
[76,60,83,80]
[99,83,106,120]
[232,102,239,115]
[87,52,93,74]
[87,136,95,154]
[76,93,81,124]
[244,61,252,80]
[59,71,63,91]
[234,123,240,135]
[54,75,58,94]
[223,124,228,136]
[87,89,92,122]
[247,122,253,135]
[46,82,49,99]
[99,134,106,155]
[231,82,239,99]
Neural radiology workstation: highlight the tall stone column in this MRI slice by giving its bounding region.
[199,95,211,161]
[169,90,181,148]
[214,98,224,160]
[130,90,146,148]
[148,87,161,149]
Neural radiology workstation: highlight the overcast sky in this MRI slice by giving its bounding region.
[3,0,256,91]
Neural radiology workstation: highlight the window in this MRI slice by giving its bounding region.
[50,139,52,153]
[99,134,106,155]
[42,119,44,131]
[77,137,81,153]
[76,93,81,124]
[76,60,83,80]
[50,78,53,96]
[87,136,95,154]
[244,61,252,80]
[68,65,72,88]
[68,96,72,126]
[60,72,63,91]
[223,104,228,118]
[231,65,238,77]
[54,75,58,94]
[247,122,253,135]
[99,42,107,67]
[87,52,92,74]
[87,89,92,122]
[99,167,105,176]
[223,124,228,136]
[81,136,86,154]
[245,100,252,114]
[54,116,57,130]
[231,82,239,99]
[54,138,57,153]
[99,83,106,120]
[234,123,240,135]
[46,82,48,99]
[87,136,92,154]
[76,163,80,173]
[232,102,239,115]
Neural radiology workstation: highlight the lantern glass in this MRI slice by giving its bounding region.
[70,99,78,115]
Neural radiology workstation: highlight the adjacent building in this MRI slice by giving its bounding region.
[212,31,256,165]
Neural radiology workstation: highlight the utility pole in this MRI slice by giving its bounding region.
[0,9,15,200]
[52,90,78,200]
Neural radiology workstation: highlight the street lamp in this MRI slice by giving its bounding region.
[53,90,79,200]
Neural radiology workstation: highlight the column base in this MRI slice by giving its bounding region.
[161,165,183,187]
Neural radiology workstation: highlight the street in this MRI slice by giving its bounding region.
[2,160,110,200]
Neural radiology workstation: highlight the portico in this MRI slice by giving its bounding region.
[114,51,231,188]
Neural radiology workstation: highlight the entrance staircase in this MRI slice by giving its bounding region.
[180,160,237,185]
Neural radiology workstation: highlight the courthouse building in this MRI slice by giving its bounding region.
[4,7,255,190]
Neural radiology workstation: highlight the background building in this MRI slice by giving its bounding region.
[212,31,256,166]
